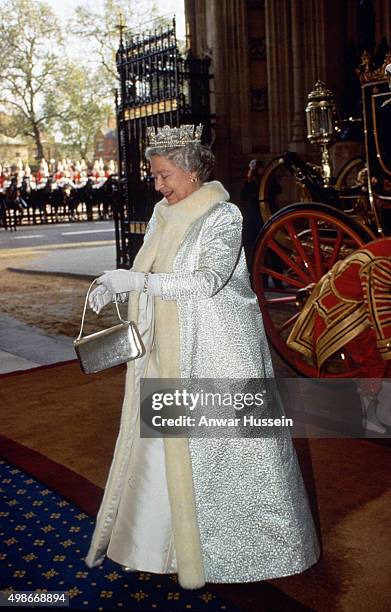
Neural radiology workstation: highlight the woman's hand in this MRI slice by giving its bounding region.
[90,271,162,310]
[96,269,145,294]
[88,285,113,314]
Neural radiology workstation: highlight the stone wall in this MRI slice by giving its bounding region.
[184,0,390,199]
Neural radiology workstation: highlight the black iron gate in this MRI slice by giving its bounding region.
[114,18,212,267]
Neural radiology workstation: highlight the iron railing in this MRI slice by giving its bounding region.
[115,18,212,267]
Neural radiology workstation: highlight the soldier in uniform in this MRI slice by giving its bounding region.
[288,238,391,433]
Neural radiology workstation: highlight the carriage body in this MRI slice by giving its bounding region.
[362,80,391,234]
[252,79,391,377]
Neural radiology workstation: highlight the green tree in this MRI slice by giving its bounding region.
[72,0,170,93]
[0,0,63,160]
[56,65,113,160]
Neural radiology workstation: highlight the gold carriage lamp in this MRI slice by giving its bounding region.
[305,80,337,186]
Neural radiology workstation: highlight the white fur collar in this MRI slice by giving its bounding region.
[155,180,230,225]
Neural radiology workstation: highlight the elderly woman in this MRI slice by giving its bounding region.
[85,125,320,589]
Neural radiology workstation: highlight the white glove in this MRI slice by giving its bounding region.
[96,269,145,294]
[88,284,113,314]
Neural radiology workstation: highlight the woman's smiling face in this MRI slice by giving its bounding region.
[150,155,199,204]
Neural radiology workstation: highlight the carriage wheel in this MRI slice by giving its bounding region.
[252,202,376,377]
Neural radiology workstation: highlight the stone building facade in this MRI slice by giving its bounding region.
[94,128,118,163]
[184,0,391,195]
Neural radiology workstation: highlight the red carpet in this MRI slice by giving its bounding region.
[1,361,391,611]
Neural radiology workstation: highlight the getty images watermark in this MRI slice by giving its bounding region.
[140,378,293,438]
[150,388,291,427]
[140,378,391,438]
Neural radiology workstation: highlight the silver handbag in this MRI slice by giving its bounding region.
[74,281,145,374]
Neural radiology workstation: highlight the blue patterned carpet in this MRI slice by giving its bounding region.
[0,460,238,611]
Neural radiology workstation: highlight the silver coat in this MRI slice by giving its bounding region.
[147,201,320,581]
[86,198,320,582]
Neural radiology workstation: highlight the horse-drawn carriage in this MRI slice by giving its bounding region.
[251,75,391,378]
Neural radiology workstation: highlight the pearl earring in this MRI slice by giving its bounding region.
[190,176,198,183]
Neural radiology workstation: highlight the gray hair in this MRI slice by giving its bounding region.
[145,142,215,182]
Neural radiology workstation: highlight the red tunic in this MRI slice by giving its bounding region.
[288,238,391,386]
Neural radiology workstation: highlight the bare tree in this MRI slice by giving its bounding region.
[71,0,169,93]
[0,0,64,160]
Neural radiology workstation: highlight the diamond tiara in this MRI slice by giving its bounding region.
[146,124,203,147]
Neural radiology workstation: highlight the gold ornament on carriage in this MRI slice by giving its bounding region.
[305,81,337,146]
[147,124,203,147]
[355,50,391,85]
[305,81,337,186]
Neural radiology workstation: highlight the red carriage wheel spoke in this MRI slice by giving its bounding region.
[285,221,316,280]
[327,228,344,268]
[265,295,297,305]
[259,265,305,289]
[309,218,324,277]
[268,238,312,284]
[277,312,300,333]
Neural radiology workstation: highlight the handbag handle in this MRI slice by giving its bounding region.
[76,279,128,341]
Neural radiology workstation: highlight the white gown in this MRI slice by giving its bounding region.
[106,344,177,573]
